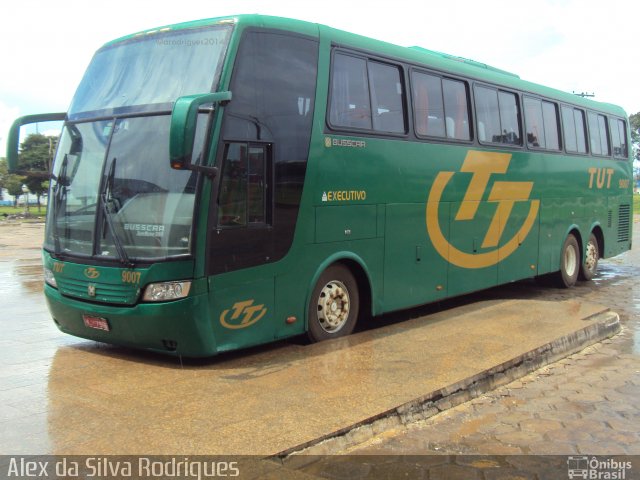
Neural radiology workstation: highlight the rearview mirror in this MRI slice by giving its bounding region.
[6,113,67,172]
[169,91,232,171]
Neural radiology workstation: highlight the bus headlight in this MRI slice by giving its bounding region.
[44,268,57,288]
[142,281,191,302]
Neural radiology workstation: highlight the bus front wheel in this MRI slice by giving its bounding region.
[579,233,599,281]
[556,234,580,288]
[307,264,359,342]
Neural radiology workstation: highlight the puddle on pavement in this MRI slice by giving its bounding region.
[0,258,44,299]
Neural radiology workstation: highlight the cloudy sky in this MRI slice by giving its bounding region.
[1,0,638,154]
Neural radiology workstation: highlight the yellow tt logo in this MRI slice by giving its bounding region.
[220,300,267,329]
[83,267,100,279]
[426,150,540,269]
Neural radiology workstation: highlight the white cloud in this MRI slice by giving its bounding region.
[41,129,62,138]
[0,101,20,159]
[1,0,639,148]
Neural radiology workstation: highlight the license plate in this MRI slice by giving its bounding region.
[82,315,110,332]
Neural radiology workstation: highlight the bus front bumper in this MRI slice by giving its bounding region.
[44,285,218,357]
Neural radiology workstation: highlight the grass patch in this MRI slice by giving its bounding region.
[634,194,640,214]
[0,205,47,218]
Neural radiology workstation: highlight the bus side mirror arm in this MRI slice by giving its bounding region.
[6,112,67,172]
[169,91,232,171]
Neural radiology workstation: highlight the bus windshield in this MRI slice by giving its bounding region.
[45,116,202,261]
[44,25,232,261]
[68,25,232,119]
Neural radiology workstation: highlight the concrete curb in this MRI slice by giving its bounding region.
[274,309,620,459]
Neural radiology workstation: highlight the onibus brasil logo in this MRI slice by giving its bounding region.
[426,150,540,269]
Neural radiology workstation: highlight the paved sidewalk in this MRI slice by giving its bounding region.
[342,216,640,458]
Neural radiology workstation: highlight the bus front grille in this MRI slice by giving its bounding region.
[57,278,140,305]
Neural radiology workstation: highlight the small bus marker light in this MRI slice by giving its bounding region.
[286,316,297,324]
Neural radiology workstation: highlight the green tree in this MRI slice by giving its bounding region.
[631,113,640,185]
[4,174,27,207]
[630,112,640,143]
[0,158,7,201]
[17,133,58,210]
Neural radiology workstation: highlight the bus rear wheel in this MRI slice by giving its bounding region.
[579,233,599,281]
[556,234,580,288]
[307,264,359,342]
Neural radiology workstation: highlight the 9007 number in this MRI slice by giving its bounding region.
[122,271,141,284]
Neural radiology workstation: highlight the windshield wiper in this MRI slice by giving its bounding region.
[100,158,133,267]
[50,154,70,256]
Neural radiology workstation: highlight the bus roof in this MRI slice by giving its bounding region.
[105,14,627,118]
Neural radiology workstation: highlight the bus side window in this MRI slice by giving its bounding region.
[587,111,611,156]
[588,112,602,155]
[573,109,588,154]
[369,61,406,133]
[524,97,560,150]
[474,85,521,145]
[524,96,545,148]
[562,106,587,154]
[330,52,406,134]
[474,85,501,144]
[218,143,248,227]
[498,91,521,145]
[412,71,445,137]
[329,54,372,130]
[617,119,628,158]
[611,118,628,158]
[218,143,270,227]
[541,101,560,150]
[442,78,470,141]
[562,106,577,152]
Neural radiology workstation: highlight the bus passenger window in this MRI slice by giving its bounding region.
[588,112,602,155]
[524,97,560,150]
[474,85,521,145]
[474,86,501,144]
[442,79,470,140]
[573,109,588,154]
[330,52,406,134]
[330,54,372,130]
[524,97,545,147]
[561,106,577,152]
[498,91,521,145]
[562,106,588,154]
[587,112,610,156]
[542,101,560,150]
[369,61,405,133]
[412,71,445,137]
[611,118,628,158]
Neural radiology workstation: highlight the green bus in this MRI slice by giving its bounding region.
[8,15,633,356]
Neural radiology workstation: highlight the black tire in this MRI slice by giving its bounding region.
[579,233,599,281]
[555,234,580,288]
[307,264,359,342]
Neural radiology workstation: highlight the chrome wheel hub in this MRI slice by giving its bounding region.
[584,241,597,272]
[317,280,350,333]
[564,245,577,277]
